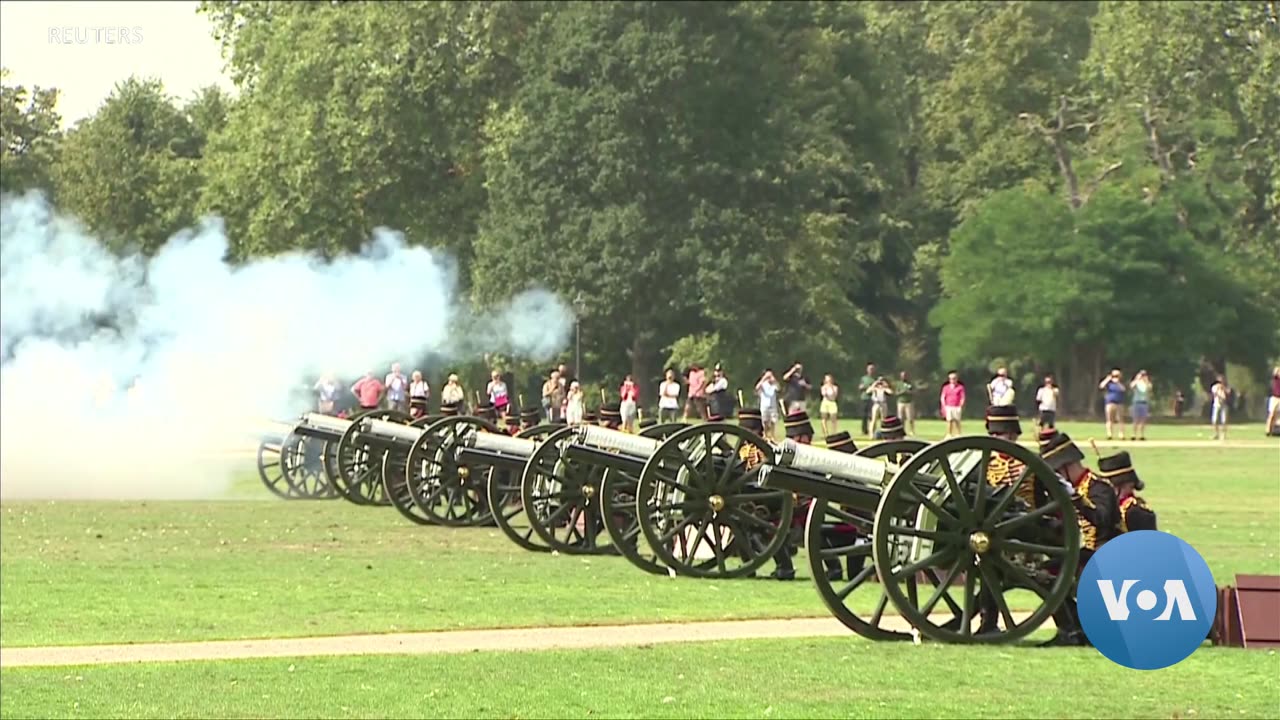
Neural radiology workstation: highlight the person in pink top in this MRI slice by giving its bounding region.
[939,370,966,438]
[351,371,385,411]
[619,374,641,432]
[685,365,708,420]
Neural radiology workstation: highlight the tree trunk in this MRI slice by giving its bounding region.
[628,333,649,414]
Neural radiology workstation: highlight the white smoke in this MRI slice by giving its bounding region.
[0,191,574,500]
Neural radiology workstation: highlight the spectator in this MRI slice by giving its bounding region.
[706,364,730,418]
[659,369,682,423]
[619,374,641,432]
[782,362,812,413]
[1210,374,1230,440]
[858,363,877,436]
[1268,367,1280,436]
[685,365,708,420]
[1129,370,1152,441]
[940,371,966,438]
[866,376,894,437]
[565,381,585,425]
[1098,369,1127,440]
[557,363,572,388]
[487,370,511,417]
[314,373,339,415]
[819,374,840,437]
[385,363,408,413]
[441,373,465,411]
[542,370,560,422]
[756,369,781,439]
[988,367,1015,406]
[408,370,430,418]
[1173,389,1186,419]
[895,371,917,436]
[351,371,385,412]
[1035,375,1059,430]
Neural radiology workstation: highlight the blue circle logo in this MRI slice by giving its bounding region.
[1077,531,1216,670]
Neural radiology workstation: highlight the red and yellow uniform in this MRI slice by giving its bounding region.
[986,452,1035,507]
[1118,493,1157,533]
[1072,468,1120,560]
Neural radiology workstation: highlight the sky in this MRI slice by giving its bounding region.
[0,0,236,128]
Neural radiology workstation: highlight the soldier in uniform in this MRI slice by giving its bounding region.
[825,430,857,453]
[878,415,906,441]
[519,407,542,431]
[1097,451,1157,532]
[440,401,462,417]
[476,400,499,424]
[820,430,866,580]
[600,403,623,430]
[770,410,815,580]
[984,405,1044,509]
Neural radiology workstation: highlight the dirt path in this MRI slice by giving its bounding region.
[0,615,1032,668]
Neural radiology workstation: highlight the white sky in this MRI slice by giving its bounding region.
[0,0,236,127]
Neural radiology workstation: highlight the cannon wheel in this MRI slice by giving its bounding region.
[597,423,690,574]
[382,416,443,525]
[280,433,338,499]
[520,426,617,555]
[486,424,561,552]
[636,422,791,579]
[333,409,412,506]
[405,415,501,526]
[872,435,1081,644]
[256,435,293,499]
[805,440,927,641]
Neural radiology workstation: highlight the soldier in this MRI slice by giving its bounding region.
[600,403,623,430]
[440,401,462,417]
[821,430,865,580]
[519,407,542,431]
[878,415,906,441]
[1037,431,1121,646]
[824,430,857,453]
[476,400,499,424]
[770,410,816,580]
[1097,451,1157,533]
[504,414,522,436]
[985,405,1042,508]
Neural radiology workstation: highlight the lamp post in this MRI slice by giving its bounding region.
[573,292,586,381]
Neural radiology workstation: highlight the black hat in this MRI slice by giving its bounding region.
[1039,432,1084,471]
[707,414,725,423]
[738,408,763,434]
[985,405,1022,436]
[879,416,905,439]
[504,415,521,430]
[476,402,497,420]
[600,403,622,420]
[440,402,462,416]
[409,397,429,409]
[520,407,541,424]
[583,411,598,424]
[639,418,658,429]
[825,431,856,454]
[1098,451,1143,490]
[784,410,814,439]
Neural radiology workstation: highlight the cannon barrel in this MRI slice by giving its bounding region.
[775,440,891,485]
[758,464,882,511]
[455,431,539,468]
[293,413,353,440]
[576,426,662,456]
[356,418,424,446]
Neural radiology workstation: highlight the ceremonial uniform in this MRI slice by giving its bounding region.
[985,406,1037,508]
[772,410,815,580]
[519,407,542,431]
[878,416,905,441]
[1097,451,1158,533]
[599,403,623,430]
[822,431,866,580]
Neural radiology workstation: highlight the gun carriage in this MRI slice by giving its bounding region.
[758,435,1081,644]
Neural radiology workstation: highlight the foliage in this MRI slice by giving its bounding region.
[0,68,62,195]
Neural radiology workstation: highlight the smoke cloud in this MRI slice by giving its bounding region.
[0,192,574,500]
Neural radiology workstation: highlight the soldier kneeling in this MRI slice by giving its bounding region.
[1097,451,1157,533]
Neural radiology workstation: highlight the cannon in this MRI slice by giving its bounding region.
[401,413,508,527]
[351,414,442,524]
[329,409,413,505]
[758,435,1081,644]
[455,423,568,552]
[254,413,357,500]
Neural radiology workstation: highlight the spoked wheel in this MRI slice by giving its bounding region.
[257,434,292,499]
[406,416,501,526]
[487,425,560,552]
[521,426,616,555]
[382,416,439,525]
[636,423,791,578]
[333,409,412,506]
[872,436,1080,644]
[805,440,927,640]
[280,433,338,499]
[598,423,689,573]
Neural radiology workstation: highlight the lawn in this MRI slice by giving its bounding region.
[1,439,1275,648]
[1,637,1277,719]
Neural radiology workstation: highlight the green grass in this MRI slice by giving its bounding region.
[2,638,1277,719]
[2,444,1275,648]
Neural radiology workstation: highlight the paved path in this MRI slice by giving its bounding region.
[0,614,1033,668]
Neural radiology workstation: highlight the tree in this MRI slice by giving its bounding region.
[1,68,61,195]
[51,77,202,255]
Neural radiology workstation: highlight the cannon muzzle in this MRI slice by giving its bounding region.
[356,418,424,446]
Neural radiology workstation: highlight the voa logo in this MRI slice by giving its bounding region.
[1077,531,1217,670]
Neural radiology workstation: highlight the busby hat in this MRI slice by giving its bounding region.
[440,402,462,416]
[738,407,763,434]
[879,416,905,440]
[520,407,541,424]
[639,418,658,429]
[600,403,622,421]
[1039,431,1085,471]
[1097,451,1143,490]
[476,402,497,420]
[504,415,521,430]
[784,410,814,439]
[825,431,857,454]
[583,411,598,424]
[985,404,1022,436]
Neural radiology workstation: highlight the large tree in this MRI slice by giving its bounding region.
[1,68,61,196]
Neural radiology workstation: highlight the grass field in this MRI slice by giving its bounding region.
[1,418,1277,718]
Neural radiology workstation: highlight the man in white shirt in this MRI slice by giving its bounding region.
[658,369,682,423]
[1035,375,1059,429]
[385,363,408,413]
[988,367,1014,406]
[1210,374,1231,440]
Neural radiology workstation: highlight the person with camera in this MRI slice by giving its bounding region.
[864,375,894,438]
[756,369,781,440]
[1098,369,1127,440]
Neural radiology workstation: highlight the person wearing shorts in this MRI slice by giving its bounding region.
[1210,375,1230,440]
[1035,375,1059,429]
[939,371,966,437]
[1129,370,1152,441]
[756,369,781,440]
[619,375,640,432]
[1266,367,1280,437]
[1098,369,1127,440]
[818,374,839,437]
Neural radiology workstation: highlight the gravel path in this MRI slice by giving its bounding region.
[0,615,1036,668]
